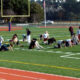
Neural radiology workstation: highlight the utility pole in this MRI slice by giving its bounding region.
[43,0,46,28]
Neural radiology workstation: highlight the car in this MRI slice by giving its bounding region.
[41,20,54,24]
[0,19,5,24]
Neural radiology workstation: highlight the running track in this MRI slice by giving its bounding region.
[0,67,79,80]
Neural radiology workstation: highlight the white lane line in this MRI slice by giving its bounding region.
[0,67,79,80]
[0,72,46,80]
[0,79,6,80]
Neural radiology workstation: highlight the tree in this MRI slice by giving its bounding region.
[3,0,28,15]
[62,0,80,21]
[28,2,44,23]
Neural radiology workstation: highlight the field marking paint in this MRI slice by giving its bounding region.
[0,60,80,72]
[0,67,79,80]
[0,79,6,80]
[60,52,80,59]
[14,48,80,60]
[14,48,63,54]
[0,72,46,80]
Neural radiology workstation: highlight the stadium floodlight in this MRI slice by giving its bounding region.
[1,0,30,17]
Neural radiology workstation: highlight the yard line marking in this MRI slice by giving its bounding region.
[0,60,80,72]
[14,48,80,59]
[0,72,46,80]
[14,48,63,54]
[60,53,80,59]
[61,56,80,59]
[0,67,79,80]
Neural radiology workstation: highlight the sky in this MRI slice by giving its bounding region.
[77,0,80,2]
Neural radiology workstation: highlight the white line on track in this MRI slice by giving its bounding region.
[0,72,46,80]
[0,79,6,80]
[0,67,79,80]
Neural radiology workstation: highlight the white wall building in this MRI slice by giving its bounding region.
[31,0,66,3]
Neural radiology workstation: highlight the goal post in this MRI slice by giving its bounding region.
[1,0,30,17]
[1,0,30,31]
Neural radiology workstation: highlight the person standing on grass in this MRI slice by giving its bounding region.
[77,26,80,42]
[22,34,26,42]
[26,28,31,44]
[0,36,4,47]
[69,26,74,37]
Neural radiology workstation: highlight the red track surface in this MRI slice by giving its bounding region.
[0,67,79,80]
[0,27,22,31]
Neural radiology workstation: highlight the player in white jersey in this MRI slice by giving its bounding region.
[43,31,49,44]
[71,33,79,45]
[0,36,4,46]
[54,40,65,48]
[77,26,80,41]
[65,39,73,47]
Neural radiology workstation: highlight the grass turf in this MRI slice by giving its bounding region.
[0,27,80,78]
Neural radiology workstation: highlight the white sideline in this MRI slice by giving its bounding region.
[16,23,29,26]
[0,67,79,80]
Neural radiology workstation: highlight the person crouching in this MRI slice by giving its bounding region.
[29,38,43,49]
[48,37,56,45]
[43,31,49,44]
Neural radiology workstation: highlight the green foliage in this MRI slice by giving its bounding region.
[1,0,44,22]
[45,0,80,21]
[62,0,80,21]
[28,2,44,22]
[1,0,80,21]
[3,0,28,15]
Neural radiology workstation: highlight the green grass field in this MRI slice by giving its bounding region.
[0,27,80,78]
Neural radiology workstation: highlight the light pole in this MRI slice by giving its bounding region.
[43,0,46,28]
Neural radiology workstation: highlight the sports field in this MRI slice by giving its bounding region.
[0,26,80,79]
